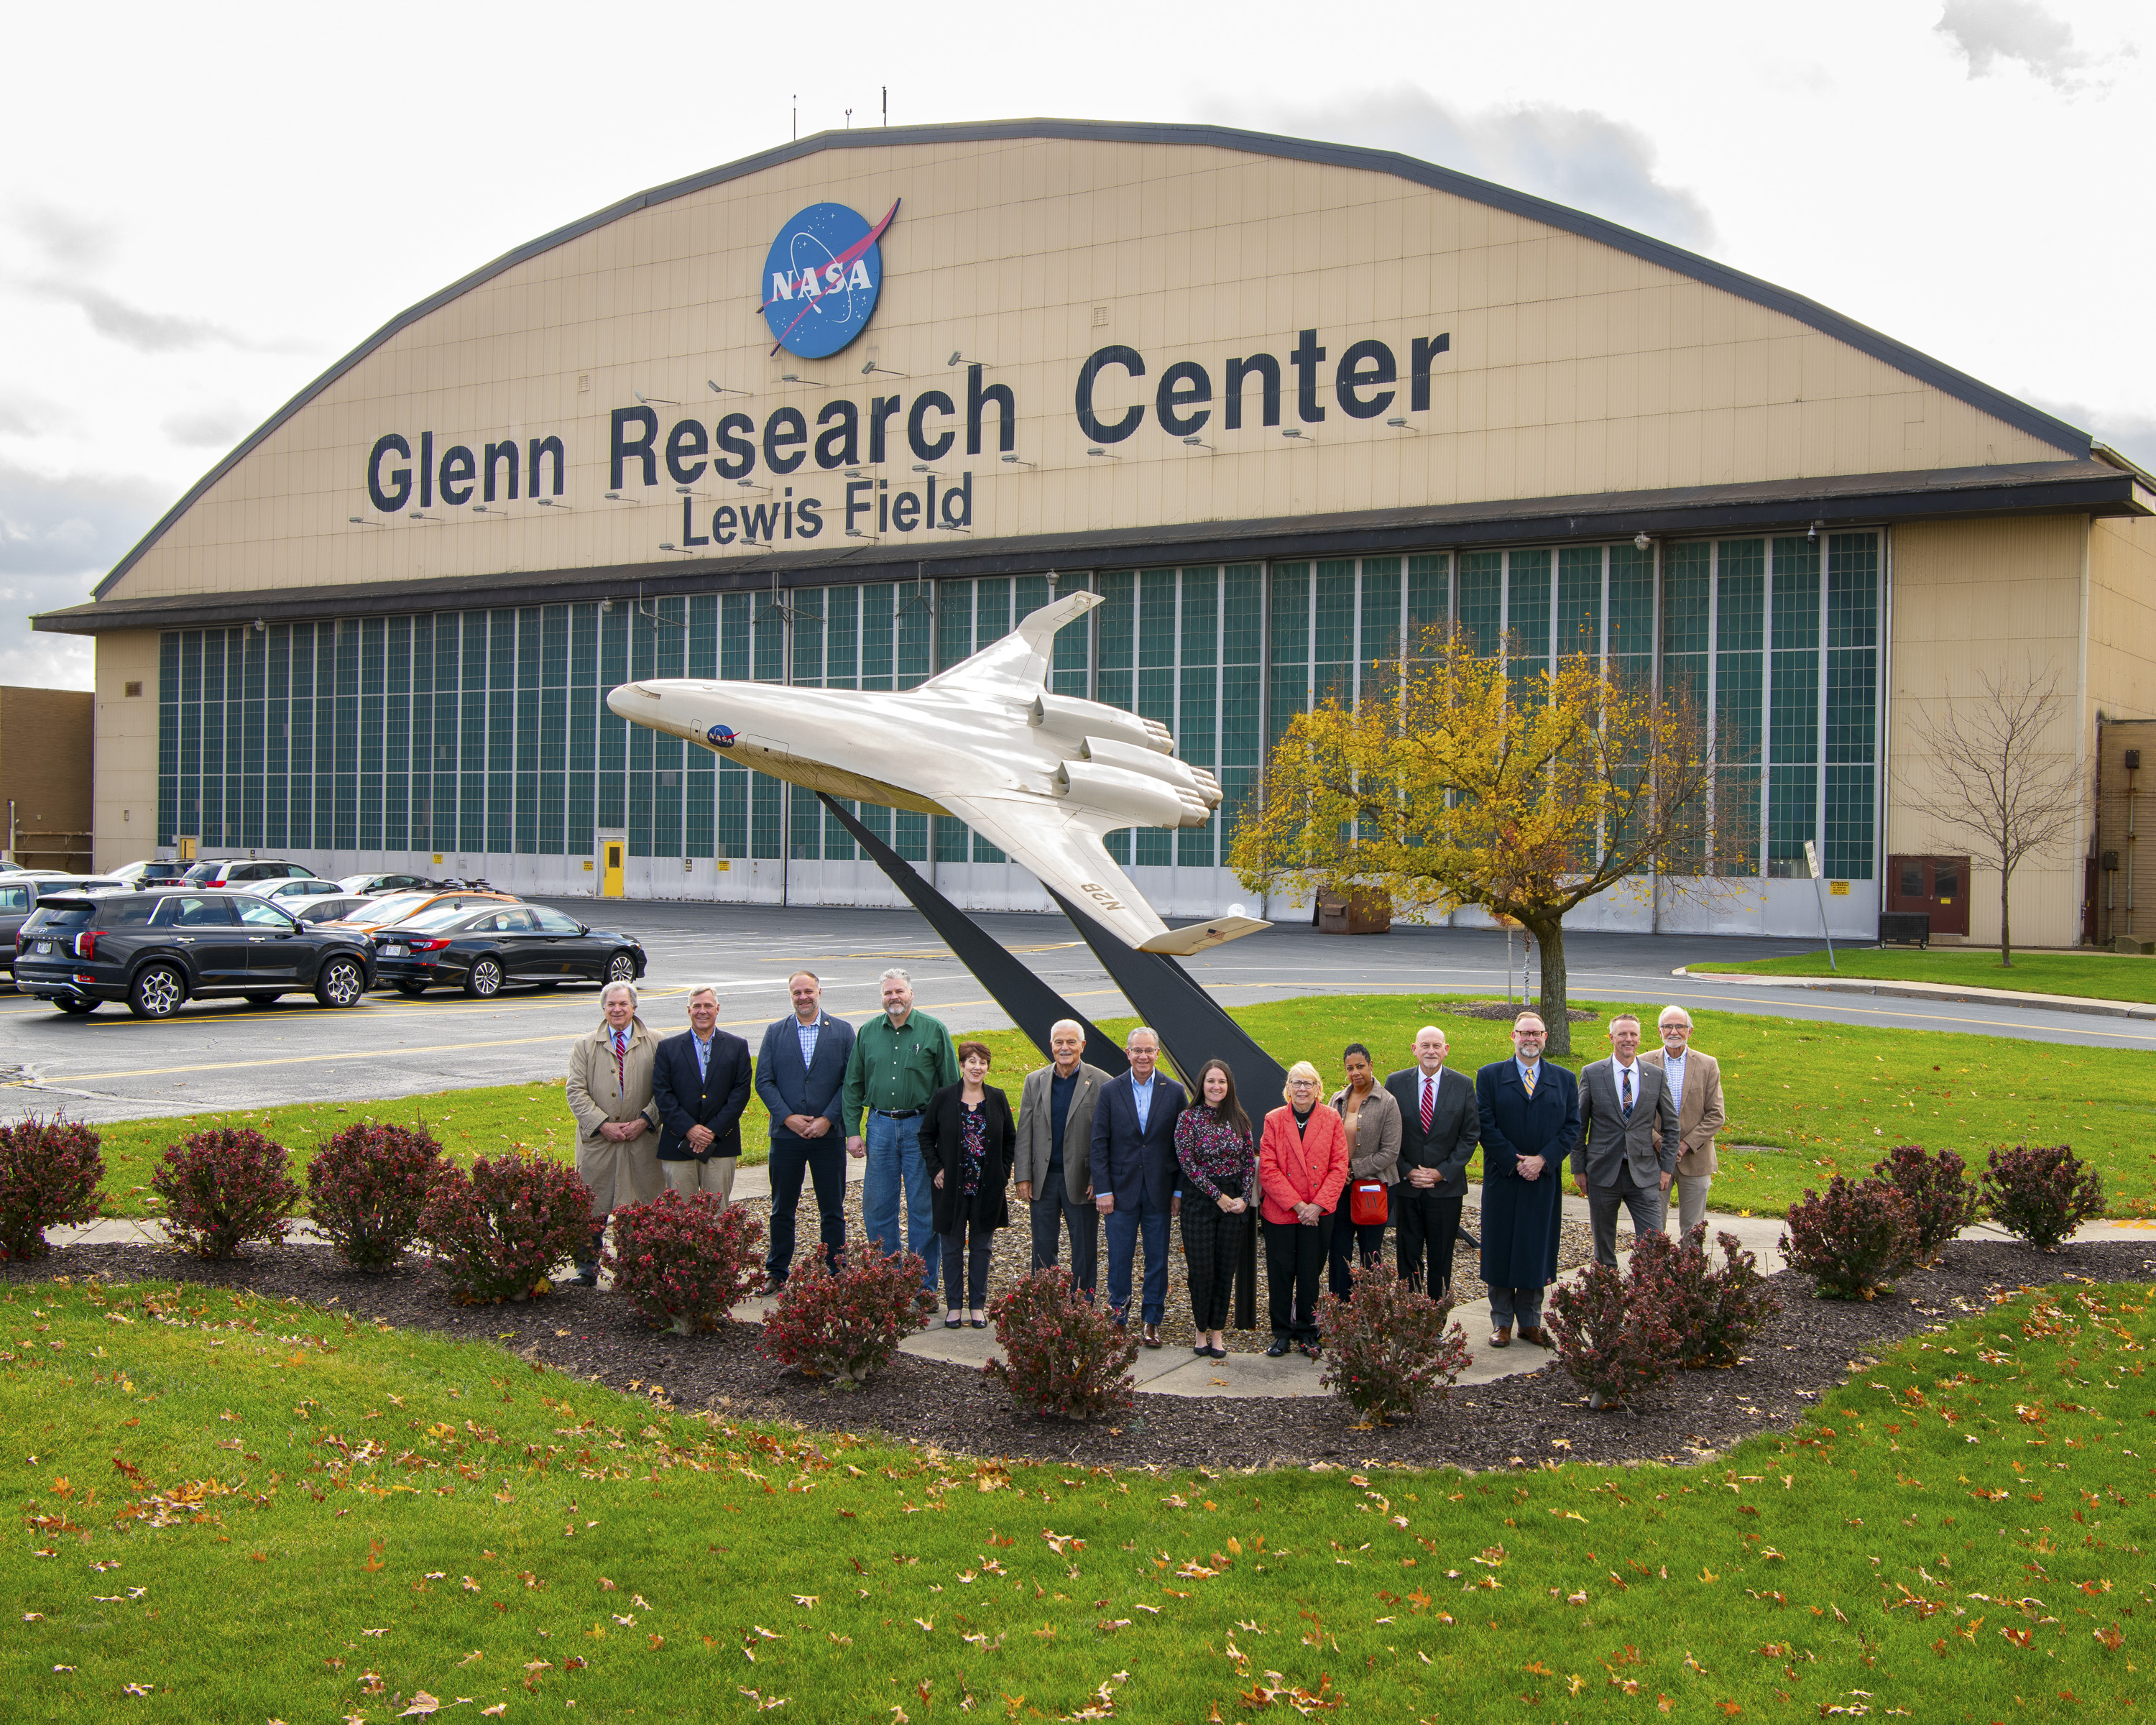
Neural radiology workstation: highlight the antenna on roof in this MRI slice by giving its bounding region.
[883,86,888,126]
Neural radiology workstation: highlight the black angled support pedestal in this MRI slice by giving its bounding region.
[1046,889,1283,1332]
[818,794,1128,1077]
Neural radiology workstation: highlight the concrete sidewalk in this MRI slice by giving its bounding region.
[54,1192,2150,1403]
[1674,965,2156,1021]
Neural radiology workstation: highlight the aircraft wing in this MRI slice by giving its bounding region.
[939,790,1268,957]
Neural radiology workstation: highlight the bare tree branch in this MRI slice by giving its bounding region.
[1897,666,2081,966]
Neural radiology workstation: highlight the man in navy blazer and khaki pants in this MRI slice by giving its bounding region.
[1091,1026,1186,1347]
[652,985,754,1201]
[755,970,857,1292]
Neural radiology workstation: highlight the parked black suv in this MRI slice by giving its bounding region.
[14,890,376,1018]
[0,874,130,976]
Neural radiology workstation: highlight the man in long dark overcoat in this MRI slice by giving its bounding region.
[1475,1011,1580,1349]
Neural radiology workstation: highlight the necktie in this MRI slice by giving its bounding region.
[612,1028,627,1087]
[1621,1065,1634,1117]
[1420,1077,1434,1133]
[1522,1064,1536,1098]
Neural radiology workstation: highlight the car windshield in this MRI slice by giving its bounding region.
[359,894,428,921]
[397,903,476,931]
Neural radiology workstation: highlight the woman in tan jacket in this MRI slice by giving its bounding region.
[1328,1042,1402,1302]
[564,980,663,1284]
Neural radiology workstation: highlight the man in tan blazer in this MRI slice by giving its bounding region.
[1640,1005,1726,1237]
[1012,1018,1110,1299]
[565,980,663,1284]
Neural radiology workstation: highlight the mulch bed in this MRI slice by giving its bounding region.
[9,1238,2150,1472]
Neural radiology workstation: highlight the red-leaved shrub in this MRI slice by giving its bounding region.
[983,1266,1141,1421]
[1780,1174,1918,1300]
[758,1241,935,1386]
[1314,1259,1472,1425]
[1629,1225,1780,1368]
[305,1122,448,1271]
[150,1127,299,1259]
[1983,1144,2106,1250]
[606,1191,765,1333]
[1873,1144,1980,1266]
[1547,1256,1682,1409]
[418,1153,591,1303]
[0,1113,104,1260]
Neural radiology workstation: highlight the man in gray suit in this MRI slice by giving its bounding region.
[1570,1011,1680,1268]
[1013,1018,1110,1299]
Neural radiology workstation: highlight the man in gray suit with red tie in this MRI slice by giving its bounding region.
[1570,1011,1680,1269]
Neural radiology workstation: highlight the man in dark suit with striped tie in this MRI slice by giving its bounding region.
[755,970,857,1292]
[1384,1025,1479,1298]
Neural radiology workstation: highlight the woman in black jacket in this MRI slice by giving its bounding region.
[921,1040,1017,1329]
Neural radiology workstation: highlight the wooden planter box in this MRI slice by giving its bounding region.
[1317,891,1393,936]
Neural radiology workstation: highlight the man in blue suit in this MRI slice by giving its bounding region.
[755,970,857,1292]
[1090,1026,1187,1348]
[653,985,755,1202]
[1475,1011,1581,1351]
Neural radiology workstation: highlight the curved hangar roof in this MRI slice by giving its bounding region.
[47,118,2135,637]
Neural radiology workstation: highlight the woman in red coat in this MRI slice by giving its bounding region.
[1258,1060,1350,1358]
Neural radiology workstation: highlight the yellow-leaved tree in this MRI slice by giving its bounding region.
[1227,627,1743,1057]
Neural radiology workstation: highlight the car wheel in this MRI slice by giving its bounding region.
[606,951,638,984]
[313,957,365,1009]
[129,965,185,1019]
[464,957,505,999]
[393,982,428,998]
[244,993,281,1008]
[54,996,98,1016]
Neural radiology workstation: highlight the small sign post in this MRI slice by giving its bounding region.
[1804,840,1838,972]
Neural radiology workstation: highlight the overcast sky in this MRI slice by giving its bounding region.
[4,0,2148,690]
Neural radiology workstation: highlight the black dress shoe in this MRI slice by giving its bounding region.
[573,1263,599,1288]
[944,1315,963,1330]
[1266,1337,1291,1358]
[1192,1344,1211,1358]
[1206,1345,1227,1361]
[969,1317,986,1330]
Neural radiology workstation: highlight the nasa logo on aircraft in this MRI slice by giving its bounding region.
[706,724,737,749]
[759,200,898,359]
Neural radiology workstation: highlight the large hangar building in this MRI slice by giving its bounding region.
[40,120,2156,945]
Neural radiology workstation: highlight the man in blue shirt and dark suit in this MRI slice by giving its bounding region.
[754,970,857,1292]
[652,985,755,1204]
[1090,1026,1186,1348]
[1475,1011,1580,1351]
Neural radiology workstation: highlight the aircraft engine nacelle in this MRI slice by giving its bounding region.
[1077,736,1222,809]
[1054,760,1210,829]
[1029,692,1174,755]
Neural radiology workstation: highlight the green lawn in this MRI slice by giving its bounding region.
[1691,946,2156,1004]
[4,1274,2150,1721]
[62,995,2156,1223]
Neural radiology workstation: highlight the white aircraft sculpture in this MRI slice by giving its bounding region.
[606,590,1269,956]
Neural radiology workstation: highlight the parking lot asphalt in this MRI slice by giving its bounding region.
[2,898,2147,1126]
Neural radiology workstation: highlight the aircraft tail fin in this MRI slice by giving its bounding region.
[921,589,1101,696]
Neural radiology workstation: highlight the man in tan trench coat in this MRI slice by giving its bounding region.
[1640,1004,1726,1237]
[565,980,663,1284]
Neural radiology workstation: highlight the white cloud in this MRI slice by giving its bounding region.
[161,403,255,448]
[1935,0,2129,90]
[1203,86,1717,252]
[2027,396,2156,472]
[0,456,167,689]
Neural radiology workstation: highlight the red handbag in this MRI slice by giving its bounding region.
[1348,1179,1389,1227]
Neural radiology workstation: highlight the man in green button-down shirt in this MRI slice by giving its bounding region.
[844,967,961,1296]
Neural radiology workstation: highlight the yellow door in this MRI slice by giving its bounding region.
[601,842,625,898]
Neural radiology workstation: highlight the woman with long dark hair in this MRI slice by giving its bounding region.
[1174,1057,1257,1359]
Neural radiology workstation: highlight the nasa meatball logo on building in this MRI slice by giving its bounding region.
[760,199,898,358]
